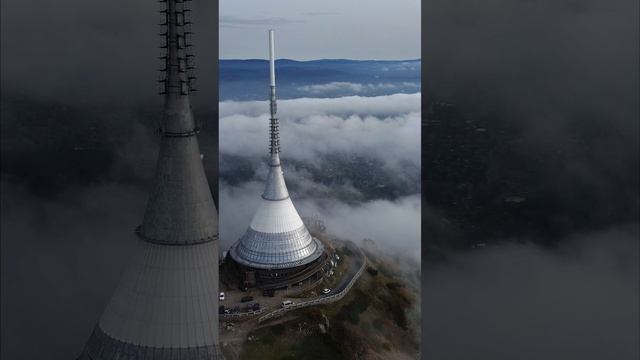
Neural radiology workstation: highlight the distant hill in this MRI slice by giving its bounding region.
[220,59,421,100]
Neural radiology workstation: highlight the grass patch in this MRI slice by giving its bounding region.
[241,322,344,360]
[240,325,290,360]
[287,333,345,360]
[389,303,408,330]
[376,263,395,278]
[271,323,285,336]
[380,284,413,331]
[339,246,354,257]
[336,289,370,325]
[386,281,403,290]
[257,327,276,345]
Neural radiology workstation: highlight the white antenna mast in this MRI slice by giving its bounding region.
[268,29,280,159]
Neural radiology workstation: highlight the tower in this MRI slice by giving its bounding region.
[227,30,327,291]
[78,1,221,359]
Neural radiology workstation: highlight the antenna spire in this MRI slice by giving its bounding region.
[268,29,280,164]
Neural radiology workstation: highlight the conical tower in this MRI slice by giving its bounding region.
[229,30,324,275]
[78,1,221,359]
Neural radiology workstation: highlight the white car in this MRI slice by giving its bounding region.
[219,292,225,301]
[322,288,331,295]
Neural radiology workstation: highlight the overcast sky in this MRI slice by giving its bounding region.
[219,0,421,60]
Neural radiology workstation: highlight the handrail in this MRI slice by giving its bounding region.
[219,276,325,321]
[220,308,265,321]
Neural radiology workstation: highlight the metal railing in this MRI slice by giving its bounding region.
[219,275,326,321]
[257,248,367,323]
[220,308,265,321]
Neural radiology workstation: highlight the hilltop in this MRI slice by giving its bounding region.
[220,240,420,360]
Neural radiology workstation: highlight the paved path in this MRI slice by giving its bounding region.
[219,240,365,322]
[220,240,367,356]
[327,241,364,294]
[257,242,367,323]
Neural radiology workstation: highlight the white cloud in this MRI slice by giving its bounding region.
[219,92,420,118]
[219,92,421,257]
[219,181,421,260]
[297,194,422,260]
[219,93,421,167]
[424,224,639,359]
[296,81,420,94]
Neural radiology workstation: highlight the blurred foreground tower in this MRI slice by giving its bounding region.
[226,30,329,292]
[78,1,221,359]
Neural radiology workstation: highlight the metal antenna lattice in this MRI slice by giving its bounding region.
[269,86,280,154]
[158,0,197,96]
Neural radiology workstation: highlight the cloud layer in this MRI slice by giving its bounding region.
[297,81,420,95]
[1,182,144,359]
[219,92,421,258]
[220,93,421,167]
[423,224,639,360]
[219,181,421,260]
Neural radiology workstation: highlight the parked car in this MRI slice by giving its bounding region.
[281,300,294,308]
[219,292,225,301]
[218,306,225,314]
[322,288,331,294]
[252,303,261,311]
[241,296,254,303]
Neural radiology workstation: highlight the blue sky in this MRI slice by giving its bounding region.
[219,0,421,60]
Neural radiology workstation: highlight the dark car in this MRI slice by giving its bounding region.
[252,303,261,311]
[240,296,254,303]
[218,306,225,314]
